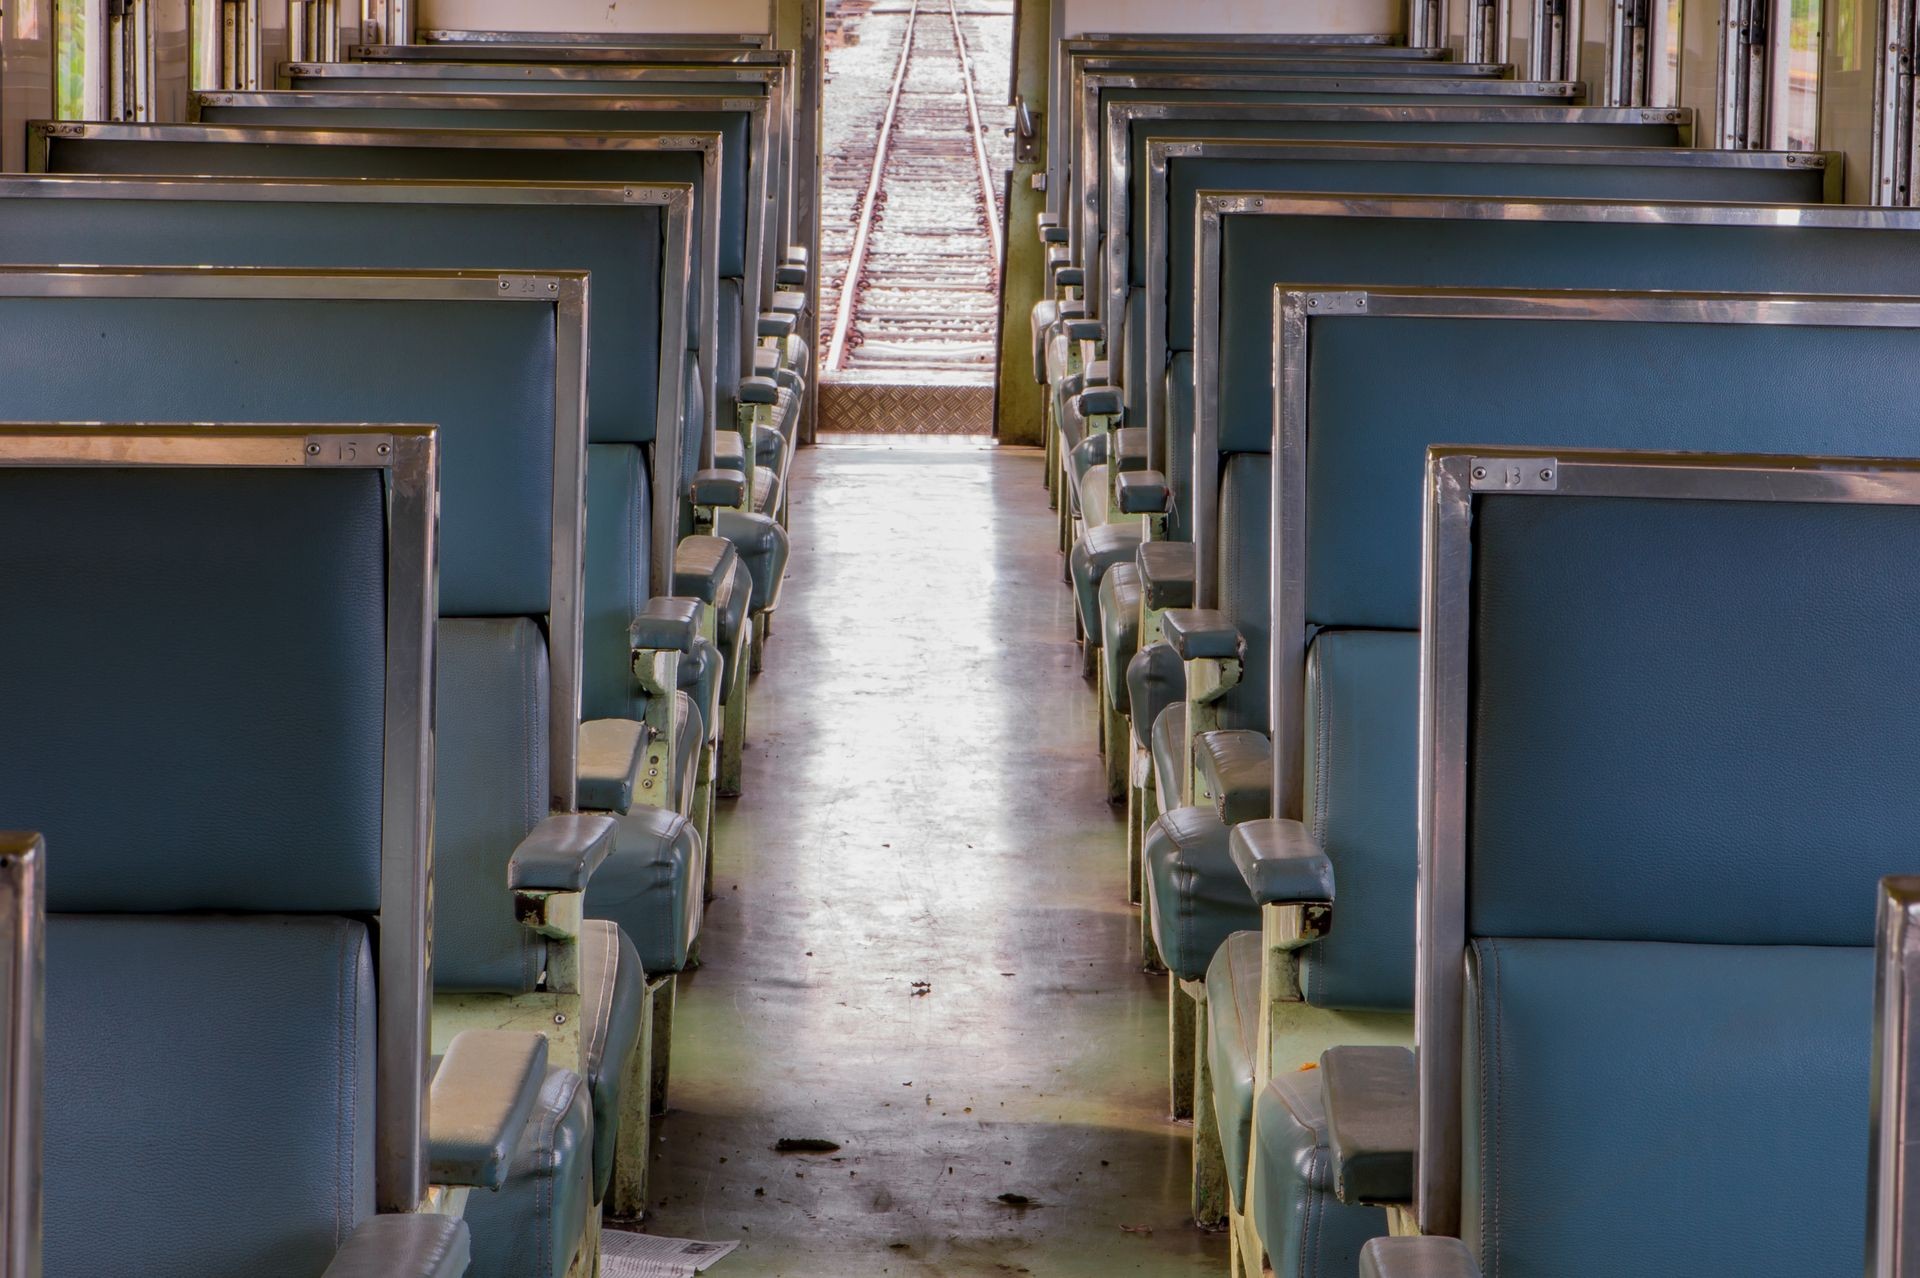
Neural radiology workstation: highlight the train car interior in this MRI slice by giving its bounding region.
[2,0,1920,1275]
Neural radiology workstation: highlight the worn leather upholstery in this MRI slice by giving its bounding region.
[46,916,377,1277]
[1031,298,1059,382]
[1250,1070,1389,1278]
[1072,522,1145,640]
[589,806,706,975]
[1098,563,1143,711]
[1128,641,1183,753]
[1205,930,1263,1207]
[1143,806,1260,983]
[718,558,754,706]
[1297,631,1419,1012]
[435,619,551,994]
[1195,730,1272,825]
[715,508,790,617]
[1076,461,1109,527]
[1150,702,1188,812]
[464,1066,595,1278]
[578,920,648,1203]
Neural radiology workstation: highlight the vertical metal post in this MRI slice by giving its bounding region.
[0,834,42,1278]
[1871,876,1920,1278]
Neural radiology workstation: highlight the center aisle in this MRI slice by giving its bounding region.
[645,440,1229,1275]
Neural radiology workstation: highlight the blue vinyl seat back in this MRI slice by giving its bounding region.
[285,70,771,101]
[0,289,566,993]
[0,465,385,1275]
[1213,453,1270,735]
[1122,113,1689,290]
[1457,491,1920,1275]
[39,129,746,280]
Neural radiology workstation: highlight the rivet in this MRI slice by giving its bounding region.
[1472,467,1488,481]
[1540,469,1554,483]
[378,443,391,456]
[554,1013,567,1026]
[306,443,321,456]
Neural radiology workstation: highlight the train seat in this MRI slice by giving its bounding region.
[0,432,557,1277]
[1349,452,1920,1275]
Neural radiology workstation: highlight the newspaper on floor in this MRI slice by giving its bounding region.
[599,1228,740,1278]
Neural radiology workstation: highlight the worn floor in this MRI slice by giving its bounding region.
[646,439,1228,1276]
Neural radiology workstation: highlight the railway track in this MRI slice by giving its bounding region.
[821,0,1010,380]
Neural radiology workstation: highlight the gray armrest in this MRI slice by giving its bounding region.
[1063,317,1101,342]
[1195,730,1273,826]
[1322,1045,1418,1207]
[1078,384,1122,417]
[739,375,780,406]
[711,432,746,473]
[784,245,809,266]
[1137,538,1195,608]
[508,814,617,893]
[769,289,806,316]
[324,1215,471,1278]
[757,311,797,339]
[631,596,702,654]
[578,718,648,812]
[1228,818,1333,910]
[1117,470,1170,516]
[428,1030,550,1190]
[1084,359,1111,386]
[1038,213,1068,243]
[1111,427,1148,472]
[1161,608,1242,662]
[775,261,809,287]
[753,345,781,378]
[673,534,739,604]
[1057,300,1088,322]
[1360,1239,1480,1278]
[691,468,747,509]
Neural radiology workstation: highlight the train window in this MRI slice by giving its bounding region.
[290,0,339,63]
[1720,0,1822,148]
[104,0,151,120]
[1766,0,1821,148]
[1529,0,1574,79]
[53,0,96,117]
[1470,0,1506,65]
[1609,0,1684,107]
[191,0,257,90]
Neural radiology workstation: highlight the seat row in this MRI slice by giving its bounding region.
[0,28,820,1278]
[1028,30,1920,1278]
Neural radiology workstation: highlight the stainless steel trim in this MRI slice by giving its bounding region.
[0,422,439,1217]
[30,121,730,443]
[414,30,769,47]
[1071,71,1588,292]
[356,42,789,63]
[0,832,40,1278]
[1872,874,1920,1277]
[281,58,779,84]
[656,192,695,593]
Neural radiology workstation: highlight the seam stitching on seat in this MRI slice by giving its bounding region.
[585,924,614,1068]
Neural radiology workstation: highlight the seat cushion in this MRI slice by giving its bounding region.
[1299,630,1419,1013]
[1078,462,1110,528]
[463,1066,594,1278]
[751,466,781,518]
[674,691,705,814]
[1150,702,1188,814]
[1098,562,1143,712]
[1129,641,1182,753]
[1071,522,1145,641]
[588,806,705,976]
[1206,930,1263,1208]
[582,444,652,723]
[1143,805,1260,983]
[1250,1070,1388,1278]
[717,558,753,705]
[46,915,376,1278]
[1215,453,1272,734]
[578,920,649,1204]
[1031,298,1059,382]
